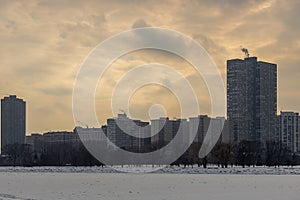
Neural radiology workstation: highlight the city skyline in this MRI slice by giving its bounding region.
[0,1,299,199]
[0,0,299,134]
[1,51,298,136]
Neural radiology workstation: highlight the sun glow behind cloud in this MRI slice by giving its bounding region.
[0,0,299,133]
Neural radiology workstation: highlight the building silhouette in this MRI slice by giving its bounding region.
[227,57,277,144]
[189,115,210,143]
[1,95,26,153]
[189,115,232,144]
[151,117,189,148]
[107,113,150,151]
[151,117,174,146]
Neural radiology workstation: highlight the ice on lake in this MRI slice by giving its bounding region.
[0,166,299,200]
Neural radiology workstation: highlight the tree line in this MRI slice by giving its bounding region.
[1,140,299,167]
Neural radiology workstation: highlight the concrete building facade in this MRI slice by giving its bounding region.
[1,95,26,153]
[227,57,277,144]
[277,111,300,153]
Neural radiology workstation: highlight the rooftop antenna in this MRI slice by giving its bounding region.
[240,46,250,58]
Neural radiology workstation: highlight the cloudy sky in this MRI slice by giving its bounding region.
[0,0,299,134]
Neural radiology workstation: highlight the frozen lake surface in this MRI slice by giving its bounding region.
[1,165,300,174]
[0,167,299,200]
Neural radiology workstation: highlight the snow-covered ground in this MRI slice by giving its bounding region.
[0,172,299,200]
[1,165,300,174]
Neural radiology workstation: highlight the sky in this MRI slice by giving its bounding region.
[0,0,299,134]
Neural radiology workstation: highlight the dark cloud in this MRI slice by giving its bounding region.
[60,32,67,39]
[193,34,227,56]
[38,86,72,96]
[132,19,151,29]
[91,14,106,27]
[196,0,268,10]
[37,0,88,8]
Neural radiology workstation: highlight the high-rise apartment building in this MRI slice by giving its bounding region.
[277,111,300,153]
[1,95,26,153]
[189,115,232,144]
[227,57,277,143]
[151,117,190,147]
[107,113,150,151]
